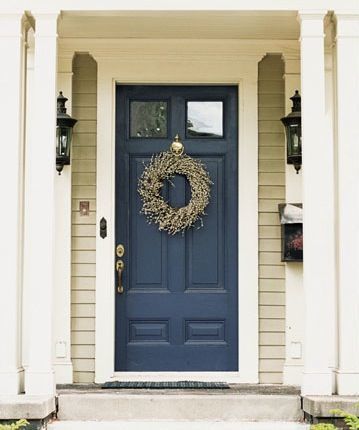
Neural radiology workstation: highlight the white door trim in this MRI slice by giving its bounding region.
[88,40,266,383]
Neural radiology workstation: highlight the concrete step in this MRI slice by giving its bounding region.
[49,421,309,430]
[57,392,303,422]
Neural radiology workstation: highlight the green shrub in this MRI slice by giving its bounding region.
[310,408,359,430]
[330,409,359,430]
[0,419,29,430]
[311,424,337,430]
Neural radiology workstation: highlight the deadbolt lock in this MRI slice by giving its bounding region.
[116,244,125,258]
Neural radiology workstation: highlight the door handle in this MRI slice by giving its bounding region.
[116,260,125,294]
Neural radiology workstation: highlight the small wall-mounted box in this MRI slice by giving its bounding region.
[278,203,303,262]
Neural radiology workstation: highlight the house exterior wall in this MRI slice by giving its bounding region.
[258,54,286,384]
[71,53,97,383]
[1,4,359,400]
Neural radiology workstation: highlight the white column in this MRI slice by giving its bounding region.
[281,53,304,386]
[238,61,260,383]
[335,12,359,395]
[299,10,336,395]
[323,24,338,382]
[24,11,59,396]
[0,12,25,395]
[22,27,35,375]
[53,53,74,384]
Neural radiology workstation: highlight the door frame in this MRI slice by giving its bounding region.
[92,40,264,383]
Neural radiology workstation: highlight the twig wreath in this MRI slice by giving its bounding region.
[138,135,212,235]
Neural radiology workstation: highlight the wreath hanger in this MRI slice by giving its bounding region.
[170,134,184,157]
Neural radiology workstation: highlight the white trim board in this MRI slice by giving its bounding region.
[57,39,293,384]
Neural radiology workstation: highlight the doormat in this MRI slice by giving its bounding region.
[102,381,230,389]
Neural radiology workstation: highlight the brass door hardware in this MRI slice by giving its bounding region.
[116,244,125,258]
[170,134,184,156]
[116,260,125,294]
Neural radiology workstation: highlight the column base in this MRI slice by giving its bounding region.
[54,361,73,384]
[337,371,359,395]
[0,368,23,395]
[283,363,303,386]
[25,370,55,395]
[301,371,333,395]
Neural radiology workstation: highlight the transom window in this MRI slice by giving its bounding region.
[187,101,224,138]
[130,101,168,138]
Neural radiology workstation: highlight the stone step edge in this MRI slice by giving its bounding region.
[0,395,56,420]
[49,420,310,430]
[57,393,303,421]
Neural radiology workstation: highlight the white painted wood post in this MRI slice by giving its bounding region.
[238,63,260,383]
[0,12,25,395]
[22,26,35,376]
[95,61,115,383]
[24,11,59,396]
[298,10,336,395]
[335,11,359,395]
[323,24,338,382]
[53,52,74,383]
[281,52,304,386]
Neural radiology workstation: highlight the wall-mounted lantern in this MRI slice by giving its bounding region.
[281,90,302,174]
[56,91,77,175]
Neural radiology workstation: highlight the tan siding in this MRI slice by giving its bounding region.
[258,54,285,384]
[71,54,97,383]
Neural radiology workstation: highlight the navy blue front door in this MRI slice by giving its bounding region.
[115,85,238,371]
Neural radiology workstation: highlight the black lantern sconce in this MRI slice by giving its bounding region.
[56,91,77,174]
[281,90,302,174]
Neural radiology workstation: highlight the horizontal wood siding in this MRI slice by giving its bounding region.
[258,54,285,384]
[71,53,97,383]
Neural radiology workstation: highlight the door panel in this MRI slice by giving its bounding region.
[187,157,224,290]
[115,85,238,371]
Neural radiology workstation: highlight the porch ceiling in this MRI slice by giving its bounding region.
[58,11,299,40]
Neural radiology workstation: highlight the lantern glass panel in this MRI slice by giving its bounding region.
[56,125,72,159]
[288,124,301,157]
